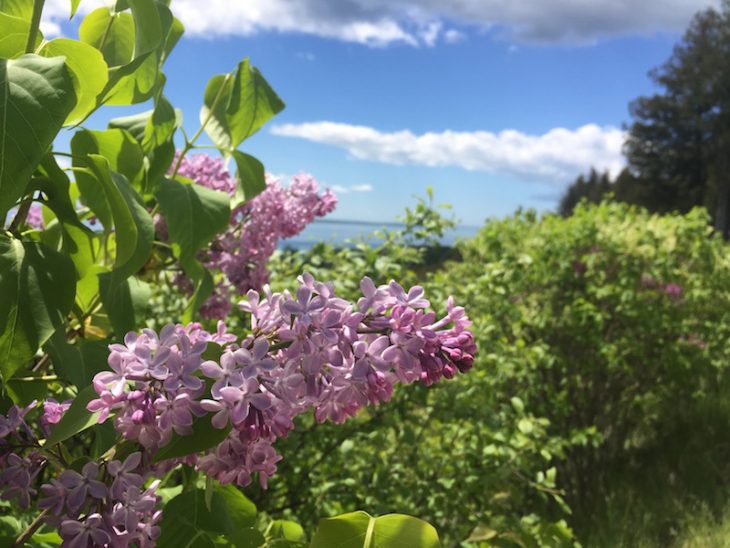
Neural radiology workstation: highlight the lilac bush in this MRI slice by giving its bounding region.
[0,274,474,546]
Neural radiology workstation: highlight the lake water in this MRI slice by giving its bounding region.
[281,219,479,250]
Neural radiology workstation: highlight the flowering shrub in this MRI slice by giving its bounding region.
[0,0,472,545]
[1,276,473,544]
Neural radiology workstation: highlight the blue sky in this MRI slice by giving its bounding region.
[45,0,718,226]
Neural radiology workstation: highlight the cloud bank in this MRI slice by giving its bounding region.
[271,121,626,185]
[41,0,717,46]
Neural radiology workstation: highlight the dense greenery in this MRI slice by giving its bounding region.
[0,1,460,546]
[3,0,730,546]
[265,200,730,546]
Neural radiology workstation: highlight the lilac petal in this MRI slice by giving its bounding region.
[252,339,269,360]
[211,410,229,429]
[123,452,141,472]
[60,520,84,536]
[66,484,87,510]
[87,480,107,499]
[89,528,111,545]
[250,393,272,411]
[230,403,250,424]
[81,462,99,479]
[200,399,224,412]
[219,386,242,404]
[200,361,223,379]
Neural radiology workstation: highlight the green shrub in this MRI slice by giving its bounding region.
[433,201,730,544]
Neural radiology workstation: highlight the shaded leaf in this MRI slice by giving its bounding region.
[152,415,231,463]
[231,151,265,205]
[45,330,108,388]
[85,154,153,280]
[0,235,76,382]
[99,273,150,335]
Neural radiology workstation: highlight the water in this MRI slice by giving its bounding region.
[280,219,479,250]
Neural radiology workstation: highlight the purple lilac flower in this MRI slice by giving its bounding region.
[87,272,476,490]
[25,203,44,229]
[169,153,337,319]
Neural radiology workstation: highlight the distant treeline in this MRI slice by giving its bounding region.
[560,0,730,236]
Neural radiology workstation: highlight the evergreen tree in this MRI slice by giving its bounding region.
[625,1,730,234]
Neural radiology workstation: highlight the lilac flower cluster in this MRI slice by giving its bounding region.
[41,454,161,547]
[0,401,41,508]
[1,400,162,547]
[640,273,683,301]
[88,274,476,488]
[170,154,337,319]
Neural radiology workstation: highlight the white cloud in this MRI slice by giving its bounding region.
[271,121,626,185]
[331,183,374,193]
[42,0,718,46]
[443,29,466,44]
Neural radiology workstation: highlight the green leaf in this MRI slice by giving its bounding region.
[72,129,145,189]
[156,489,230,548]
[268,520,305,543]
[0,0,33,19]
[45,330,108,388]
[142,95,177,151]
[79,8,135,67]
[155,176,229,320]
[201,59,285,152]
[32,154,87,232]
[70,0,81,18]
[154,176,230,278]
[98,273,150,335]
[79,5,160,106]
[38,38,108,125]
[157,488,262,548]
[108,102,179,191]
[215,485,257,529]
[309,512,441,548]
[0,235,76,382]
[0,12,40,58]
[231,151,266,205]
[0,54,76,218]
[152,415,231,463]
[162,15,184,62]
[45,384,100,445]
[6,375,51,406]
[85,154,153,280]
[127,0,163,57]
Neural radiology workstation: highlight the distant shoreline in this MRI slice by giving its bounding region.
[280,219,479,250]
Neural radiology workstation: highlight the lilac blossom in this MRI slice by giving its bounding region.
[87,273,476,489]
[168,153,337,319]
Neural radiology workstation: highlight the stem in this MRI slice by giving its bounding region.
[30,354,50,373]
[14,508,49,547]
[170,74,232,178]
[24,0,45,54]
[97,10,116,53]
[13,375,58,382]
[8,201,32,233]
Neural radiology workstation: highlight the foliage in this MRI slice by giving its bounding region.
[263,199,730,546]
[437,200,730,543]
[0,1,458,546]
[259,198,576,547]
